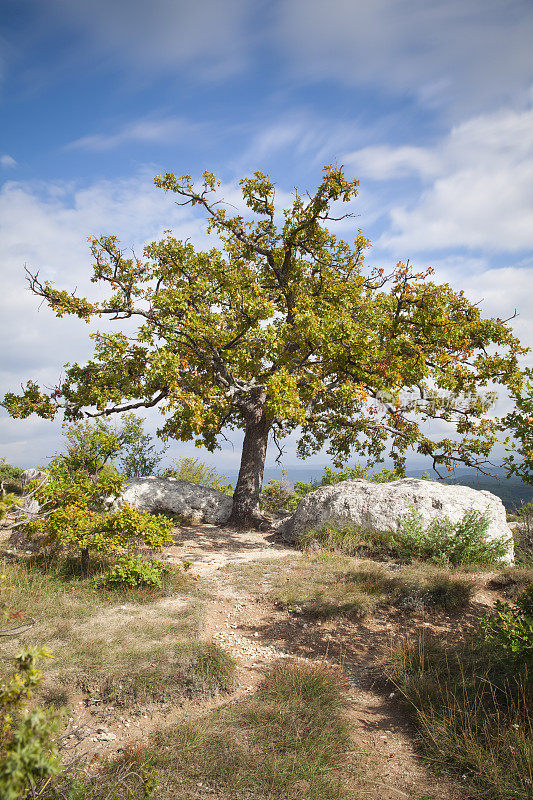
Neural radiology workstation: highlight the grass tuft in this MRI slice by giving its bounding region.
[386,636,533,799]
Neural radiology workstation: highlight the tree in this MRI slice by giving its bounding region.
[118,412,166,478]
[501,365,533,485]
[2,166,526,527]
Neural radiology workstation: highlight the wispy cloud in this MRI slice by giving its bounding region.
[45,0,254,79]
[277,0,533,115]
[1,154,17,168]
[67,115,200,151]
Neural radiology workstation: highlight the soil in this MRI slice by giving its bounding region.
[2,519,505,798]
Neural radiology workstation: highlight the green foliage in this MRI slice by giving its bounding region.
[117,413,166,478]
[164,457,233,495]
[481,584,533,665]
[3,166,526,524]
[260,478,300,512]
[23,455,172,563]
[301,509,509,566]
[0,459,23,496]
[99,554,166,588]
[396,508,510,565]
[62,418,122,475]
[0,493,17,521]
[501,365,533,486]
[0,647,60,800]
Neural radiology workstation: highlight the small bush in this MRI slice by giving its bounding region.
[481,584,533,665]
[99,554,167,588]
[0,492,18,520]
[0,647,60,800]
[396,508,510,566]
[0,459,23,496]
[260,478,300,512]
[302,509,510,566]
[164,457,233,495]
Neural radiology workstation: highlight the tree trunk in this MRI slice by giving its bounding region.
[227,410,271,529]
[80,547,89,574]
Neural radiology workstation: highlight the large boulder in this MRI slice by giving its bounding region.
[114,476,233,525]
[281,478,513,561]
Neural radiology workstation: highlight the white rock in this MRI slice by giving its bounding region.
[281,478,513,561]
[114,476,233,525]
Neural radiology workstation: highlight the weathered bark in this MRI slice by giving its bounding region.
[227,409,271,529]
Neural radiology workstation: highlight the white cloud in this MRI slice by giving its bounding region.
[347,106,533,253]
[278,0,533,114]
[68,115,200,151]
[1,154,17,168]
[345,145,440,181]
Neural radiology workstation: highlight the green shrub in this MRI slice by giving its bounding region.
[260,478,300,512]
[301,509,509,566]
[396,508,510,565]
[0,647,60,800]
[99,554,166,588]
[0,459,23,496]
[163,457,233,495]
[22,456,172,567]
[0,492,18,521]
[481,584,533,665]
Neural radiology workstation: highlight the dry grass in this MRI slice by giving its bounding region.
[386,636,533,799]
[61,660,358,800]
[226,551,474,618]
[0,556,234,708]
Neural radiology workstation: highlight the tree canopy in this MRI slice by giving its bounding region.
[3,165,527,526]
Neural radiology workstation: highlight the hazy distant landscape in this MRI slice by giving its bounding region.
[252,465,533,511]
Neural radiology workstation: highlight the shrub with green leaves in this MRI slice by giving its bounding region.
[396,508,510,566]
[0,492,18,521]
[260,478,300,512]
[164,457,233,495]
[22,455,172,567]
[0,647,60,800]
[302,508,509,566]
[481,584,533,665]
[100,554,167,588]
[0,459,23,496]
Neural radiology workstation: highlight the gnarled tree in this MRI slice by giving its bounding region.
[3,166,526,527]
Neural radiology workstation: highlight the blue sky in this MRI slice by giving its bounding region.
[1,0,532,474]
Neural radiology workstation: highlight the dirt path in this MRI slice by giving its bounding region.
[161,523,465,800]
[50,522,466,798]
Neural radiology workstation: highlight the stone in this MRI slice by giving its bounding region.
[20,468,46,491]
[281,477,514,561]
[114,476,233,525]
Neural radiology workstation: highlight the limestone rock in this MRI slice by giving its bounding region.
[281,478,513,561]
[114,476,233,524]
[21,468,46,491]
